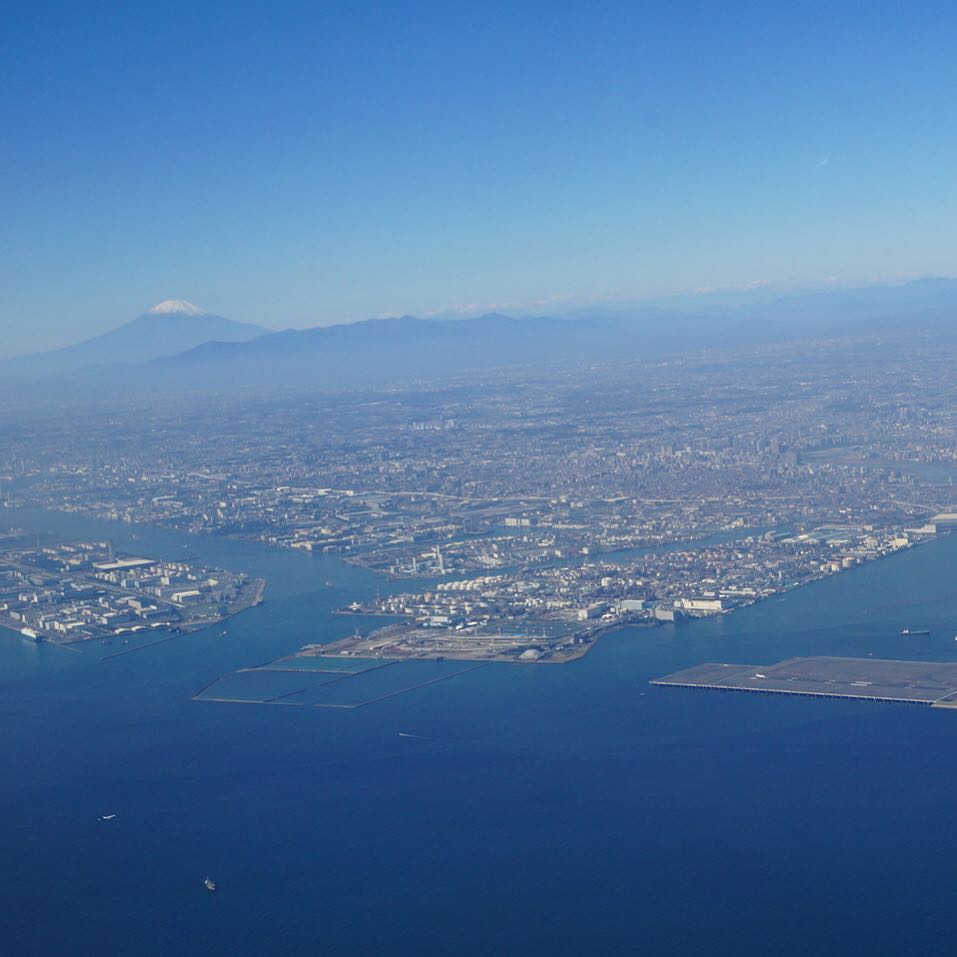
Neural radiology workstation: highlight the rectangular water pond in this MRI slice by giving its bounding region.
[194,658,485,708]
[256,654,387,674]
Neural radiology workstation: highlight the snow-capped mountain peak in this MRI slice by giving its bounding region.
[146,300,205,316]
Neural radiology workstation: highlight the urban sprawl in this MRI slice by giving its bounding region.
[3,334,957,660]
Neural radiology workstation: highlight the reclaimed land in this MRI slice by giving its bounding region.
[315,618,629,664]
[652,656,957,708]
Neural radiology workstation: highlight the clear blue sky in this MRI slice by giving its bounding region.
[3,0,957,354]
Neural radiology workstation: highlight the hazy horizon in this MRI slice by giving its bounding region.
[5,273,957,360]
[5,1,957,355]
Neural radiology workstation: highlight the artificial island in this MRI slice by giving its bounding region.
[652,657,957,709]
[0,529,265,647]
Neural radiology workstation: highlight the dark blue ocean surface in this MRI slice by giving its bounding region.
[3,507,957,956]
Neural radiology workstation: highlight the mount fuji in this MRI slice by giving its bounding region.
[3,301,267,379]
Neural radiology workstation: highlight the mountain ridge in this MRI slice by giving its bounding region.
[5,279,957,393]
[1,302,267,379]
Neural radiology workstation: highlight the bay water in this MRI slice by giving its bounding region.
[3,507,957,956]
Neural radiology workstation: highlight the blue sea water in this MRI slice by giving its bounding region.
[3,507,957,956]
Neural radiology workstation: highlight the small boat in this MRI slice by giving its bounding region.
[98,814,116,822]
[204,877,216,892]
[901,629,930,636]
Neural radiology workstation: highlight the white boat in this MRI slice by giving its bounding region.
[98,814,116,821]
[204,877,217,892]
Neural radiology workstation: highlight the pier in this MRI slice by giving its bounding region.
[652,656,957,708]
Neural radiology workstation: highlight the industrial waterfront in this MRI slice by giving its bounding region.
[0,530,264,646]
[5,503,957,955]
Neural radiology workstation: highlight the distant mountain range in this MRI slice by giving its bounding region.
[140,278,957,390]
[5,279,957,395]
[1,301,266,380]
[558,276,957,325]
